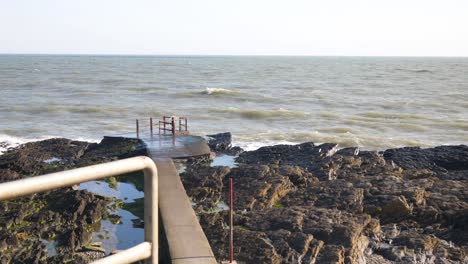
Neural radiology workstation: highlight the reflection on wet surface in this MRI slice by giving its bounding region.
[78,180,145,254]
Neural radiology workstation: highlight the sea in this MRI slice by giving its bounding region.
[1,55,467,154]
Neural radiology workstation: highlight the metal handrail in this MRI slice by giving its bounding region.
[0,156,158,264]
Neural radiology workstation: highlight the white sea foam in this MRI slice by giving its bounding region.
[204,87,236,95]
[0,134,45,155]
[232,140,297,151]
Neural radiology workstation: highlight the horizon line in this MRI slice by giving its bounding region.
[0,52,467,58]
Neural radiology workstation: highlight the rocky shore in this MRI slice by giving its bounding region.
[0,137,145,263]
[0,133,467,264]
[182,133,468,264]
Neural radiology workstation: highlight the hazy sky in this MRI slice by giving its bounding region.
[1,0,467,56]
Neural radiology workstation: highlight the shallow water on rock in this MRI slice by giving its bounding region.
[78,180,145,254]
[211,154,238,168]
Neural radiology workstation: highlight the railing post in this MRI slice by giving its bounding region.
[150,117,153,137]
[144,160,158,264]
[230,177,234,263]
[136,119,140,138]
[171,117,176,135]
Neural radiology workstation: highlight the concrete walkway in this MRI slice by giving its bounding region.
[142,135,217,264]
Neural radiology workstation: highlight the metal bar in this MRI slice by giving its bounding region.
[171,117,176,135]
[230,177,233,263]
[150,117,153,137]
[136,119,139,138]
[144,160,158,264]
[90,242,152,264]
[0,156,158,264]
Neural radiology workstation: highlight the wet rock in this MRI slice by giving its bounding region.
[0,138,91,175]
[207,132,244,155]
[0,137,145,262]
[207,132,232,151]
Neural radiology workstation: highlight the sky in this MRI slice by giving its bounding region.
[0,0,467,56]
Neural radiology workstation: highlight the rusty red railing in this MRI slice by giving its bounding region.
[136,116,189,138]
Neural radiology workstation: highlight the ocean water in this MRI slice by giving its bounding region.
[1,55,467,153]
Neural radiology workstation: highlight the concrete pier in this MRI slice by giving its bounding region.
[142,135,216,264]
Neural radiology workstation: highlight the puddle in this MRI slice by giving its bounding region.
[77,179,145,254]
[210,154,238,168]
[90,209,144,254]
[213,202,229,213]
[40,239,58,257]
[43,157,62,164]
[79,181,143,202]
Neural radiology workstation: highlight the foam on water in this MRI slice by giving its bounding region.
[0,134,48,155]
[204,87,236,95]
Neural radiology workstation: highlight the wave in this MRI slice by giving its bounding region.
[0,134,56,155]
[395,68,433,73]
[232,130,435,152]
[203,87,238,95]
[130,86,168,92]
[172,87,245,98]
[359,111,429,120]
[219,107,308,120]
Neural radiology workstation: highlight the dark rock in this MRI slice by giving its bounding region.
[206,132,244,155]
[0,138,91,175]
[0,136,146,262]
[383,145,468,178]
[207,132,232,151]
[226,165,295,211]
[187,141,468,263]
[0,169,21,183]
[223,146,244,156]
[236,142,317,166]
[78,136,146,166]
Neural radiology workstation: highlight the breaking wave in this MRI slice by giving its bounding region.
[203,87,238,95]
[173,87,248,98]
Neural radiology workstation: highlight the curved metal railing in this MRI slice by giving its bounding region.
[0,156,158,264]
